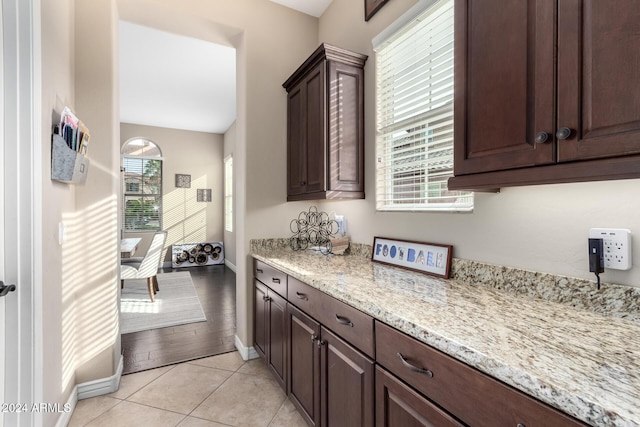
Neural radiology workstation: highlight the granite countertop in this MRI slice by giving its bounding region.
[251,245,640,427]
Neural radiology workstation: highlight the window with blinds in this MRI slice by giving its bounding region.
[122,138,163,231]
[224,155,233,232]
[374,0,472,211]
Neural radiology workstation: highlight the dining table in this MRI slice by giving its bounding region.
[120,237,142,258]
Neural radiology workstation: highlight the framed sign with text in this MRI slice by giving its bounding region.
[371,237,452,278]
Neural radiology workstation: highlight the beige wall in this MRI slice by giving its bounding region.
[40,0,77,424]
[73,0,121,386]
[120,123,225,263]
[40,0,121,424]
[224,121,237,268]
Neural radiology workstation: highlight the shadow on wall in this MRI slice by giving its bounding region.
[61,195,120,390]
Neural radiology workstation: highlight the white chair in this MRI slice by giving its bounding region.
[120,231,167,302]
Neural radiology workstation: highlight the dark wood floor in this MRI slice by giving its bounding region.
[121,264,237,374]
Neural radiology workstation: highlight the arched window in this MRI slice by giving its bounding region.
[121,138,163,232]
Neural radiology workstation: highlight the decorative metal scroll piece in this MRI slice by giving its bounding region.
[290,206,339,255]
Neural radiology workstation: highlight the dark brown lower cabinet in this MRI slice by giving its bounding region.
[321,326,374,427]
[254,280,287,391]
[287,304,374,427]
[254,281,267,358]
[288,304,321,426]
[375,366,463,427]
[256,259,586,427]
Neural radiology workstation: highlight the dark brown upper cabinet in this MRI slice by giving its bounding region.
[283,44,367,201]
[449,0,640,191]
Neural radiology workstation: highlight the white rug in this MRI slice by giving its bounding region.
[120,271,207,334]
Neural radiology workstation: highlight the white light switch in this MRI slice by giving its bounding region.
[58,222,66,245]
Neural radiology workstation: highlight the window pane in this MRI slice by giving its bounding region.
[121,138,162,157]
[122,140,163,231]
[124,195,161,231]
[375,0,472,212]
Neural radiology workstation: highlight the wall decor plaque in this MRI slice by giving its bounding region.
[175,173,191,188]
[371,236,452,278]
[365,0,389,21]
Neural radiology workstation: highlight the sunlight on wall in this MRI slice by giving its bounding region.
[61,195,119,391]
[163,175,209,256]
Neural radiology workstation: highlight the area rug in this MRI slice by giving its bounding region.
[120,271,207,334]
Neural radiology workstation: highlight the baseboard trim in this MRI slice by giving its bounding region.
[77,354,124,400]
[55,355,123,427]
[225,259,237,272]
[54,385,78,427]
[234,335,259,361]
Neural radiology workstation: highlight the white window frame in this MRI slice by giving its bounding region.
[121,138,163,232]
[224,155,233,232]
[373,0,473,212]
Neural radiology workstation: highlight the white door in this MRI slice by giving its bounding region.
[2,0,39,425]
[1,1,7,424]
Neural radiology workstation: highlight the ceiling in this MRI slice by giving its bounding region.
[119,0,332,135]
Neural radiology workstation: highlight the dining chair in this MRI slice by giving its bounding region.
[120,230,167,302]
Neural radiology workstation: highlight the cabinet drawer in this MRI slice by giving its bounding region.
[288,276,374,358]
[254,259,287,297]
[375,366,463,427]
[376,321,586,427]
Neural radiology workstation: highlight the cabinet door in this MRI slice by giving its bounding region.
[254,280,267,359]
[320,326,374,427]
[557,0,640,161]
[267,291,287,391]
[287,84,306,196]
[454,0,555,175]
[288,304,321,427]
[327,60,364,193]
[375,366,463,427]
[304,65,327,194]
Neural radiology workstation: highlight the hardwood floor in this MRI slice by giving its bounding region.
[121,264,236,374]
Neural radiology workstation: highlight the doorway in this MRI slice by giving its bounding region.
[121,265,236,374]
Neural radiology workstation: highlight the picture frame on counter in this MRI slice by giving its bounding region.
[371,236,452,278]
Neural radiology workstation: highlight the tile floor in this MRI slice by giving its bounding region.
[69,351,308,427]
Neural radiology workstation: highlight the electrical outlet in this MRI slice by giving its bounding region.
[589,228,632,270]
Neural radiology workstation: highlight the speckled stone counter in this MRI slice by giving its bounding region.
[250,240,640,427]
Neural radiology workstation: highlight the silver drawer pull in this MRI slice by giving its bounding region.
[272,278,281,284]
[256,268,264,274]
[335,314,354,327]
[296,291,308,300]
[397,352,433,377]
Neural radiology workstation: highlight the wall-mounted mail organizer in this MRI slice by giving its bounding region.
[51,106,90,184]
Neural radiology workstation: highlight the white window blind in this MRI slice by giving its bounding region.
[375,0,472,212]
[224,155,233,232]
[122,138,163,231]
